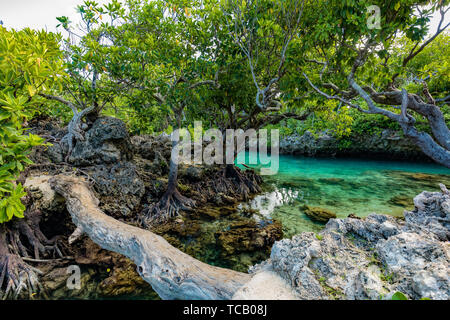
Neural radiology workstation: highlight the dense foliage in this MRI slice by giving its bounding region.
[0,27,65,223]
[1,0,448,222]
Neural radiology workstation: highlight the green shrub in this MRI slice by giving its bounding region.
[0,27,64,222]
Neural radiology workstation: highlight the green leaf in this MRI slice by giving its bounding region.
[26,85,37,97]
[391,291,408,300]
[0,208,8,223]
[6,205,15,220]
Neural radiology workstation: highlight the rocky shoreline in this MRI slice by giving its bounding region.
[246,185,450,300]
[280,130,427,161]
[11,116,449,300]
[19,116,279,299]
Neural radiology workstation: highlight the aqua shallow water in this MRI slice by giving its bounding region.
[237,153,450,238]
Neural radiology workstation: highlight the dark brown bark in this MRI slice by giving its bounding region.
[0,225,44,299]
[144,137,195,224]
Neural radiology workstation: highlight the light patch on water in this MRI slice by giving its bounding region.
[238,187,302,219]
[237,152,450,237]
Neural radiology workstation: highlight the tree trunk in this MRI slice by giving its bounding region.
[400,122,450,168]
[0,226,8,256]
[167,139,179,194]
[405,100,450,150]
[352,85,450,167]
[145,135,195,223]
[49,175,251,299]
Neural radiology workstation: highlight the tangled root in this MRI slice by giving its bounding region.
[203,165,262,201]
[0,206,67,299]
[144,188,196,225]
[225,165,262,198]
[9,210,67,260]
[0,254,44,299]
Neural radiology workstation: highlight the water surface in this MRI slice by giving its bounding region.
[237,154,450,237]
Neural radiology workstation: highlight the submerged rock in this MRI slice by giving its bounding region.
[388,194,414,208]
[302,205,337,223]
[252,186,450,300]
[216,220,283,257]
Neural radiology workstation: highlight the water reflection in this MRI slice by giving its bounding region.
[238,187,302,219]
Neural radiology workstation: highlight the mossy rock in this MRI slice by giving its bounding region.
[152,218,201,238]
[388,194,414,209]
[177,183,191,194]
[215,219,283,256]
[318,178,346,185]
[98,260,156,298]
[302,205,337,223]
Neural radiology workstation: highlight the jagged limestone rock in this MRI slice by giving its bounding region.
[257,186,450,300]
[69,117,132,166]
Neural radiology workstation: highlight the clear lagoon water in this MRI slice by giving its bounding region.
[237,153,450,238]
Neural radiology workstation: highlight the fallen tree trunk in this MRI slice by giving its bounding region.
[48,175,251,300]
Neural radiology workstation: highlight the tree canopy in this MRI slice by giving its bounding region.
[1,0,449,223]
[0,27,65,222]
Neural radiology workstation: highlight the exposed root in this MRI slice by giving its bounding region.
[0,254,44,300]
[207,165,262,201]
[0,197,67,299]
[144,188,196,225]
[227,165,262,197]
[49,174,251,300]
[10,210,68,260]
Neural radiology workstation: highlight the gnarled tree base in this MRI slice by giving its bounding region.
[144,187,196,225]
[0,195,66,299]
[49,175,251,300]
[214,165,262,200]
[0,224,46,300]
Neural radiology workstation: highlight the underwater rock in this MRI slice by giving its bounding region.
[303,205,337,223]
[383,171,450,189]
[215,220,283,257]
[253,187,450,300]
[318,178,345,185]
[388,194,414,208]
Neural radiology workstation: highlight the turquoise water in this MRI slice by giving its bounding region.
[237,153,450,238]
